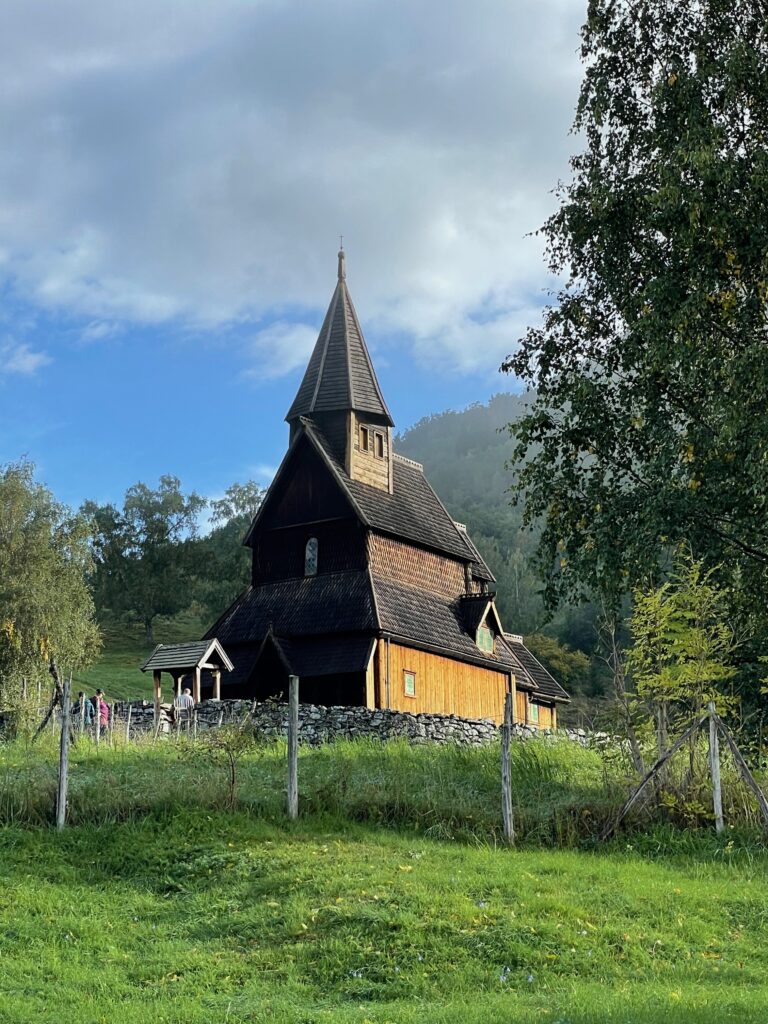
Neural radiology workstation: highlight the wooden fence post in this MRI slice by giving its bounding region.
[287,675,299,820]
[125,705,132,744]
[56,675,71,829]
[708,701,724,834]
[501,690,515,846]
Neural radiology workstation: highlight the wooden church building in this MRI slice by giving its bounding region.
[203,251,569,726]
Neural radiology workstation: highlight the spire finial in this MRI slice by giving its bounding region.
[337,237,346,281]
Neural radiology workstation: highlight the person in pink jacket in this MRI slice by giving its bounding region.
[92,689,110,729]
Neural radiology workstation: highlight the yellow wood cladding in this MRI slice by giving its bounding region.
[515,690,527,723]
[379,640,510,723]
[368,534,466,598]
[349,412,392,491]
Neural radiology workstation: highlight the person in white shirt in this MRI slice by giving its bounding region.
[173,686,195,729]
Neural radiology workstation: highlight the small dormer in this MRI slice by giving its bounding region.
[460,595,504,655]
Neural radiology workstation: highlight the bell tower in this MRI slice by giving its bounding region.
[285,249,394,493]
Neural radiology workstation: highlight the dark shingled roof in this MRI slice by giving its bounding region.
[286,252,393,425]
[204,570,378,646]
[303,420,494,579]
[371,574,516,674]
[270,634,375,677]
[502,637,570,702]
[141,639,233,673]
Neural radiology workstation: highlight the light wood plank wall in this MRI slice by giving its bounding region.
[379,641,510,724]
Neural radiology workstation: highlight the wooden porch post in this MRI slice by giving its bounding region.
[194,666,201,704]
[153,671,162,723]
[213,669,221,701]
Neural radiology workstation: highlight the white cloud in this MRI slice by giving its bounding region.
[0,0,584,374]
[244,321,318,381]
[80,319,122,344]
[0,341,51,376]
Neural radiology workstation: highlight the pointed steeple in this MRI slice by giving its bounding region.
[285,250,394,426]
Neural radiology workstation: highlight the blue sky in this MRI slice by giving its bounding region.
[0,0,584,511]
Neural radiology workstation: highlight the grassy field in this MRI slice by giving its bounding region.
[1,808,767,1023]
[1,737,768,1022]
[72,610,207,702]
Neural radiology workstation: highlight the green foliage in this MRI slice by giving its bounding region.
[502,0,768,687]
[627,553,737,719]
[0,460,101,705]
[84,475,206,645]
[189,480,265,620]
[525,633,592,695]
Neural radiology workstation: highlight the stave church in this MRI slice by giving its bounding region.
[202,250,568,725]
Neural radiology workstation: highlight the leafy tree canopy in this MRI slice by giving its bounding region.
[0,460,101,701]
[503,0,768,659]
[191,481,266,621]
[84,476,206,645]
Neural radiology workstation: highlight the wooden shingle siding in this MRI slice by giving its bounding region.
[368,534,466,598]
[382,641,509,723]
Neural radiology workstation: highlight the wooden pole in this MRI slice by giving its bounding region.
[56,675,71,829]
[501,690,515,846]
[153,670,162,725]
[287,674,299,820]
[708,701,724,834]
[717,716,768,829]
[601,715,707,840]
[213,669,221,701]
[193,666,201,705]
[125,704,132,744]
[95,701,101,748]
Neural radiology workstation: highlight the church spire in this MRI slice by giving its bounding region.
[285,250,393,427]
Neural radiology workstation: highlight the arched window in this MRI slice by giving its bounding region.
[305,536,318,577]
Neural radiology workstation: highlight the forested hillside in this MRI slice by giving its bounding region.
[397,393,604,698]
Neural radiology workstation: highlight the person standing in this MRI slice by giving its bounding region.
[93,689,110,730]
[173,686,194,730]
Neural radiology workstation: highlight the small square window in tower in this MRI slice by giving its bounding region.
[374,431,384,458]
[304,537,318,577]
[403,670,416,697]
[359,425,370,452]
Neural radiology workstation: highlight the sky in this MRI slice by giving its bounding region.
[0,0,585,511]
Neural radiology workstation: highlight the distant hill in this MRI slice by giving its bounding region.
[396,393,606,698]
[396,392,542,631]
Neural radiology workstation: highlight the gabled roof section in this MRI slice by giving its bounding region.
[501,634,570,702]
[306,420,493,571]
[141,639,234,674]
[286,249,394,426]
[203,569,378,646]
[460,595,503,636]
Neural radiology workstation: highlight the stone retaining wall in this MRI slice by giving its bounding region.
[113,699,607,748]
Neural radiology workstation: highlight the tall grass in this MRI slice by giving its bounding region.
[1,731,765,850]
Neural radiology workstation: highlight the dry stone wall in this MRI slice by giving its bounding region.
[113,699,606,748]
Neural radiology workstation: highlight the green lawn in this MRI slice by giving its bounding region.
[73,611,207,701]
[1,736,768,1022]
[1,811,767,1023]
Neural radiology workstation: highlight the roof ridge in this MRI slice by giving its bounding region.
[393,452,423,471]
